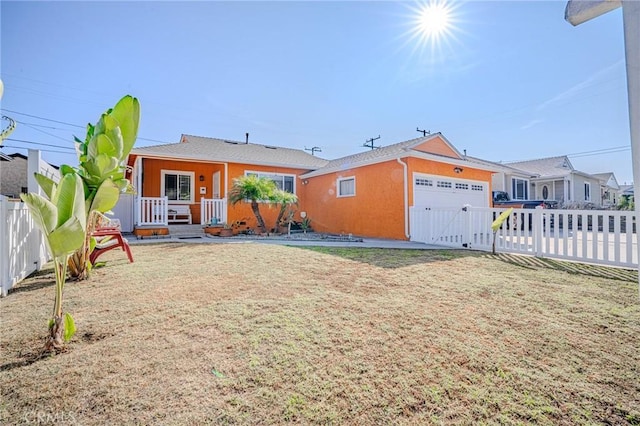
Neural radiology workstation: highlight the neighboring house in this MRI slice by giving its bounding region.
[592,172,620,207]
[124,133,502,240]
[0,152,59,198]
[618,184,634,204]
[498,155,616,208]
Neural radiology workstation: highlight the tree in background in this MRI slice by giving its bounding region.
[228,175,276,234]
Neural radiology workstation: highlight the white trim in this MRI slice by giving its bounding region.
[584,182,591,201]
[160,169,195,204]
[245,170,297,194]
[337,176,356,198]
[213,171,221,199]
[511,177,529,200]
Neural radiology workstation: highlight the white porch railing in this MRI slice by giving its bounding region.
[410,206,638,268]
[137,196,168,226]
[0,196,49,297]
[200,198,227,225]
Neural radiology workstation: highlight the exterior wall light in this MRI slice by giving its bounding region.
[454,167,463,174]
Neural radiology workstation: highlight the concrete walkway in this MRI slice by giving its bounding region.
[125,234,447,250]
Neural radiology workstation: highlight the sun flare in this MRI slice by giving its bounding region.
[404,0,460,55]
[418,1,452,39]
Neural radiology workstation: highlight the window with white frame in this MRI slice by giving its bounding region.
[337,176,355,197]
[161,170,194,203]
[246,171,295,193]
[512,178,529,200]
[584,182,591,201]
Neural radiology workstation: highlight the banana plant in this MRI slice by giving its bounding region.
[491,208,514,254]
[21,172,86,352]
[66,95,140,280]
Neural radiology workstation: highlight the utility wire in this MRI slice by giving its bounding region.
[1,108,173,144]
[20,121,73,143]
[2,144,76,155]
[0,108,84,129]
[4,138,75,151]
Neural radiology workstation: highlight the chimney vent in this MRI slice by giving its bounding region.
[246,133,249,144]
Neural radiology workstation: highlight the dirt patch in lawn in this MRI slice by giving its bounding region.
[1,243,638,425]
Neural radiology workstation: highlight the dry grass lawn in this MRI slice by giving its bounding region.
[1,243,639,425]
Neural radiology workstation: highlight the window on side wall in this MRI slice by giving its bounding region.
[512,178,529,200]
[246,172,296,194]
[337,176,355,197]
[161,170,194,203]
[584,182,591,201]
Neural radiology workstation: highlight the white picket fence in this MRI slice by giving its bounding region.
[200,198,227,225]
[411,206,638,268]
[0,196,49,296]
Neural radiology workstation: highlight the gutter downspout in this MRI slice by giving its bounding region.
[397,157,410,239]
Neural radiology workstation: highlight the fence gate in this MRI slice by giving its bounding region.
[410,206,473,247]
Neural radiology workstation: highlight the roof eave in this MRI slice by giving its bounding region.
[130,151,325,171]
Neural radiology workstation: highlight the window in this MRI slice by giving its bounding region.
[455,183,469,190]
[471,184,484,191]
[437,181,452,188]
[415,178,433,187]
[161,170,194,203]
[337,177,355,197]
[247,171,295,194]
[584,182,591,201]
[542,185,549,200]
[512,178,529,200]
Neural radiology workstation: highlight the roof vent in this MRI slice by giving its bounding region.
[264,146,277,150]
[224,140,239,145]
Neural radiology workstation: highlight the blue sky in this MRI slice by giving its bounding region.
[1,1,633,183]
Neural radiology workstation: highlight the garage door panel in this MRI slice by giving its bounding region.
[413,173,488,209]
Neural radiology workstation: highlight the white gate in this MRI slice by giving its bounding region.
[110,193,135,232]
[410,206,638,268]
[0,196,49,297]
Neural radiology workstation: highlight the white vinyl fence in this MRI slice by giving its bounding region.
[411,206,638,268]
[0,196,49,296]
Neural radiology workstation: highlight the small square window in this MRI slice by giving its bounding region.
[337,177,355,197]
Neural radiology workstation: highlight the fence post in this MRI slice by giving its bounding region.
[0,195,7,297]
[534,206,544,258]
[462,205,472,248]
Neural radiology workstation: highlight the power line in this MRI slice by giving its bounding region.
[20,121,73,143]
[0,108,84,129]
[4,138,75,151]
[2,144,76,155]
[1,108,174,144]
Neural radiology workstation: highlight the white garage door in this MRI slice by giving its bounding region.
[413,173,489,209]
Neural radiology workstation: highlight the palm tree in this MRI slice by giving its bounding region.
[228,175,277,233]
[271,189,298,233]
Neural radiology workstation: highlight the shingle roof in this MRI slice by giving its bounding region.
[505,156,573,177]
[131,134,329,170]
[299,133,505,177]
[304,135,435,176]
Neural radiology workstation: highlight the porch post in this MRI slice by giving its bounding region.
[621,1,640,294]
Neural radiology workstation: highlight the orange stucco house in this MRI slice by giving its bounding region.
[124,133,502,240]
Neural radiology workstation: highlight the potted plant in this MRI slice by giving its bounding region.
[219,223,234,237]
[300,216,312,234]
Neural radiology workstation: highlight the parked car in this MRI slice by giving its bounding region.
[492,191,557,230]
[492,191,558,209]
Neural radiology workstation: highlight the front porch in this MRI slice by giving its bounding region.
[134,197,227,230]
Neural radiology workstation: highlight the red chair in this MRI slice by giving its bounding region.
[90,225,134,264]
